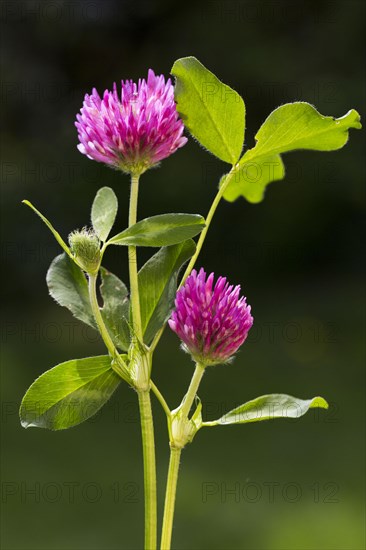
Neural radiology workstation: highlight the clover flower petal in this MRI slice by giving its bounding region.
[169,268,253,365]
[75,70,187,174]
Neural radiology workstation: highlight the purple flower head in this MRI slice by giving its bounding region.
[169,268,253,366]
[75,70,187,175]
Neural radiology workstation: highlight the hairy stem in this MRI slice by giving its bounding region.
[88,274,128,379]
[179,362,205,419]
[160,363,205,550]
[150,380,171,419]
[160,448,181,550]
[129,173,157,549]
[180,167,237,284]
[151,167,237,353]
[88,274,116,355]
[138,390,158,550]
[129,173,143,341]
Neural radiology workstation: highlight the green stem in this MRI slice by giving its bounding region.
[180,167,237,285]
[90,271,157,548]
[128,172,157,549]
[138,390,157,550]
[160,363,205,550]
[88,274,128,379]
[160,448,181,550]
[88,274,116,355]
[179,362,205,419]
[129,173,143,341]
[150,167,237,353]
[150,380,171,419]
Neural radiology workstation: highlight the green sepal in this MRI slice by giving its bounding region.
[170,396,203,449]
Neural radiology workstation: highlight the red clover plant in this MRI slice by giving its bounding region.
[20,57,361,550]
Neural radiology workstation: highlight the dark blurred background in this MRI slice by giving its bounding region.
[1,1,365,549]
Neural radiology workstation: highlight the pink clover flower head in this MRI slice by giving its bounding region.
[169,268,253,366]
[75,69,187,175]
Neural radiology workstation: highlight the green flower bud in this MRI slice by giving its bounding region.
[68,228,101,275]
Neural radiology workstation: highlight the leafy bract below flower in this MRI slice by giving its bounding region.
[169,268,254,366]
[75,69,187,175]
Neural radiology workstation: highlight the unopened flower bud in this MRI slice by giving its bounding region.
[68,228,101,274]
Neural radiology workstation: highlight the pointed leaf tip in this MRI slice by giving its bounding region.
[22,199,72,258]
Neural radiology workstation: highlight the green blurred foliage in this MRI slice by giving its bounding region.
[1,0,364,549]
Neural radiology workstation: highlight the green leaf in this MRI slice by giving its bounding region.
[22,200,72,257]
[100,267,130,351]
[204,394,329,426]
[108,214,205,247]
[138,240,196,343]
[171,56,245,165]
[222,155,285,203]
[91,187,118,242]
[20,356,121,430]
[46,253,96,329]
[244,103,361,162]
[223,103,361,203]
